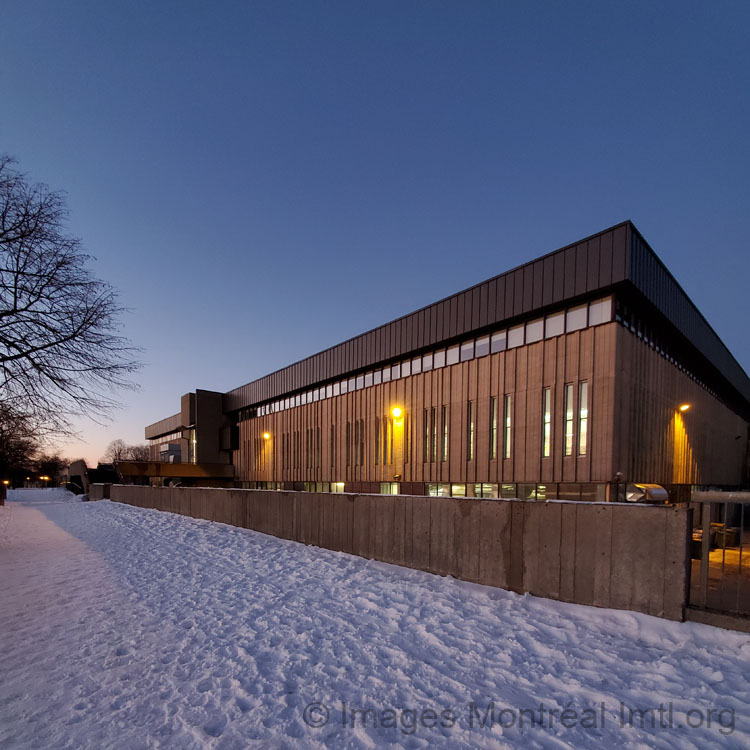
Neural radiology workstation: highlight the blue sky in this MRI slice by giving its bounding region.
[2,1,749,463]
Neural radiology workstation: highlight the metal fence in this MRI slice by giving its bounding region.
[689,493,750,617]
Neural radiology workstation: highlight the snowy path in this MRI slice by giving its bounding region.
[1,489,749,749]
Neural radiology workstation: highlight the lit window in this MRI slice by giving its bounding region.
[489,396,497,460]
[451,483,467,497]
[564,383,574,456]
[467,400,474,461]
[542,387,552,457]
[578,381,589,455]
[503,395,512,459]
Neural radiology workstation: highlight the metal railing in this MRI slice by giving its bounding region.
[689,493,750,617]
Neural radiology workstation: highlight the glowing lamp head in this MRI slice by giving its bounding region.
[2,480,9,486]
[391,407,402,419]
[262,432,270,440]
[679,404,691,412]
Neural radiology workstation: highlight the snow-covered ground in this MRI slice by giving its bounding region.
[1,489,748,749]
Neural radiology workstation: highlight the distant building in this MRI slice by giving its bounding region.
[145,222,749,500]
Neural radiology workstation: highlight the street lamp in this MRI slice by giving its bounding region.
[679,404,691,412]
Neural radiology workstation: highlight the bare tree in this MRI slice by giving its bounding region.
[101,438,129,463]
[126,443,150,461]
[0,155,139,435]
[101,439,150,463]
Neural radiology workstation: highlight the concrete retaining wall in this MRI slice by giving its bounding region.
[102,484,691,620]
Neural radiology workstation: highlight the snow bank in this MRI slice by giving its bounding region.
[1,489,748,749]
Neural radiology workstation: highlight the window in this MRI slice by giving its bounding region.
[542,387,551,457]
[475,336,490,357]
[566,304,587,331]
[430,407,437,462]
[526,318,544,343]
[490,331,507,353]
[467,400,474,461]
[353,421,359,466]
[330,425,335,467]
[508,324,525,348]
[423,352,433,371]
[564,383,574,456]
[446,345,460,365]
[489,396,497,460]
[578,381,589,455]
[460,340,474,361]
[545,312,565,338]
[346,422,351,466]
[422,409,429,463]
[433,350,446,368]
[375,417,380,465]
[411,356,422,374]
[359,419,365,466]
[441,405,448,462]
[589,296,612,326]
[401,360,411,377]
[380,482,400,495]
[503,395,512,459]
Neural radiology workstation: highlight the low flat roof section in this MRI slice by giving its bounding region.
[145,413,184,441]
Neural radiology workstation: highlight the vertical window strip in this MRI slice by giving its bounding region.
[430,407,437,462]
[467,400,474,461]
[330,425,335,468]
[503,395,512,460]
[422,409,428,463]
[441,405,448,462]
[489,396,497,460]
[578,381,589,456]
[359,419,365,466]
[346,422,351,467]
[564,384,574,456]
[542,387,551,457]
[375,417,380,465]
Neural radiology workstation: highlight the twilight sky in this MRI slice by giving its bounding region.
[1,1,749,464]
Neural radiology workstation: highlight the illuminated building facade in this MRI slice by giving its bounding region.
[145,222,750,501]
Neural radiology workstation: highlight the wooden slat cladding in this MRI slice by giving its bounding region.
[612,325,747,485]
[108,484,691,621]
[224,223,631,412]
[234,324,618,485]
[628,226,750,403]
